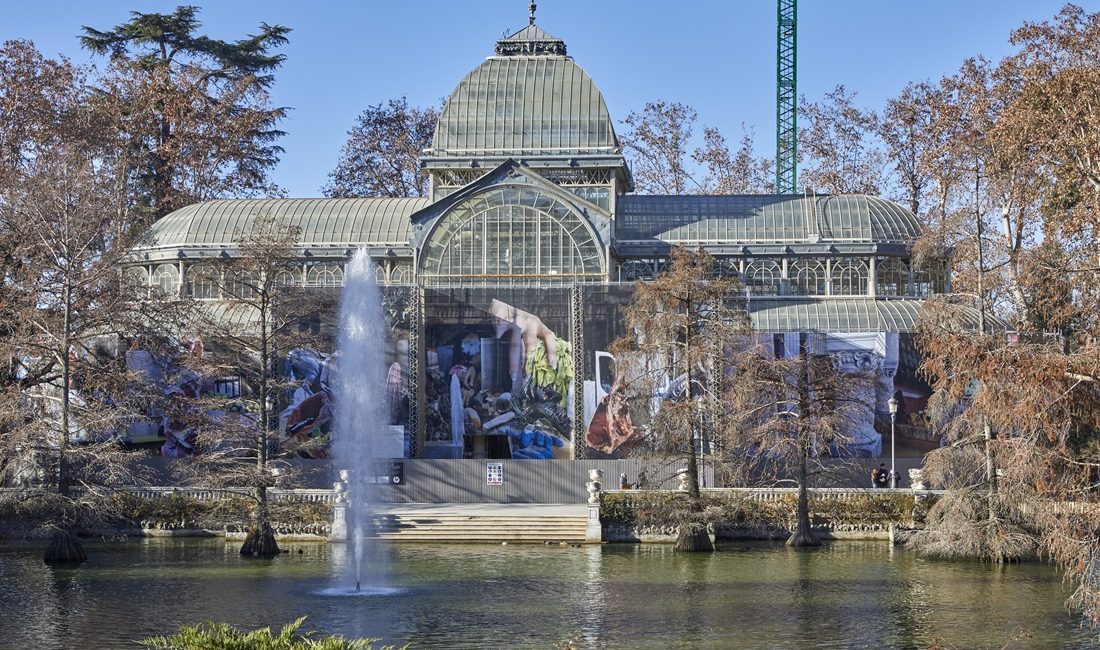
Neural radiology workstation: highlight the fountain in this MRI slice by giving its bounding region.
[326,249,397,596]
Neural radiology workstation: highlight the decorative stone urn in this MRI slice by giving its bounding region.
[586,468,603,505]
[677,469,693,493]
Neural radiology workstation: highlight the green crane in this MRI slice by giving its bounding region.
[776,0,797,194]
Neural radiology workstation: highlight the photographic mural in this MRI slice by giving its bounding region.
[125,286,414,459]
[421,287,574,460]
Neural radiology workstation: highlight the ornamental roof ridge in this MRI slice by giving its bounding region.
[495,24,567,56]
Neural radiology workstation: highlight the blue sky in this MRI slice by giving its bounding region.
[2,1,1094,197]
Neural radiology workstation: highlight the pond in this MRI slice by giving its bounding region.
[0,538,1091,649]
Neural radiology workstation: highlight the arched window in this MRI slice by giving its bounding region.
[831,259,868,296]
[306,262,344,287]
[390,262,414,285]
[420,185,603,283]
[225,270,258,300]
[186,263,220,300]
[790,259,826,296]
[876,258,909,296]
[273,269,301,288]
[150,264,179,296]
[743,259,781,295]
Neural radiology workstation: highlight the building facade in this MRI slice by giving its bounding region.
[131,21,965,461]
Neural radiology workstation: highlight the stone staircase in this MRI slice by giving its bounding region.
[367,504,589,543]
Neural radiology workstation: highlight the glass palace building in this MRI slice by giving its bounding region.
[130,22,960,461]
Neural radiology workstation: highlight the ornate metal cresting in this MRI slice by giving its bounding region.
[571,283,587,459]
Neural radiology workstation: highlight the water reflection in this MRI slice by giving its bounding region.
[0,540,1090,649]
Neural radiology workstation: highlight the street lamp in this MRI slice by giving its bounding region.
[887,396,898,489]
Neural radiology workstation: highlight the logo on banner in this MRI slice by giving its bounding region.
[486,462,503,486]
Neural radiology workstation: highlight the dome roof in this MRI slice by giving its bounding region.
[615,194,922,246]
[430,25,618,158]
[139,198,428,256]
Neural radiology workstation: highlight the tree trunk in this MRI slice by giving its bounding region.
[240,307,279,559]
[59,282,72,499]
[239,485,280,558]
[674,520,713,552]
[44,528,86,563]
[787,451,820,547]
[674,302,713,553]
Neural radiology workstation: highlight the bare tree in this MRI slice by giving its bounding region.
[723,337,877,547]
[179,218,333,558]
[612,247,748,551]
[620,101,701,195]
[324,97,437,198]
[692,125,773,195]
[799,85,887,195]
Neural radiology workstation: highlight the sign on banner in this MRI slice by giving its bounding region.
[486,462,503,486]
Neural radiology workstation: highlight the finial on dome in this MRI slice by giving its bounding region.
[529,2,537,26]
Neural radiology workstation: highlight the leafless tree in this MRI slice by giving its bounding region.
[692,125,773,195]
[177,218,333,558]
[799,85,887,196]
[722,337,877,547]
[324,97,437,198]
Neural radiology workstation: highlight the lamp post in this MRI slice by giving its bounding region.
[887,396,898,489]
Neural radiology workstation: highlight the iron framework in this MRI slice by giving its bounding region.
[776,0,797,194]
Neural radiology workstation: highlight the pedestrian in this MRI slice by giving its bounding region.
[620,472,630,490]
[872,463,889,489]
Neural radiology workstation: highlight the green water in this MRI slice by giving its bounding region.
[0,539,1091,649]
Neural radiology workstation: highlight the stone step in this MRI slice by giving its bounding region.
[369,514,587,542]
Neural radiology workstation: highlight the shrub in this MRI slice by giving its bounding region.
[141,616,405,649]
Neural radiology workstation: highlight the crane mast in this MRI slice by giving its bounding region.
[776,0,797,194]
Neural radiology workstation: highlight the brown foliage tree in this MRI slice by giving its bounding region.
[0,52,185,559]
[722,337,877,547]
[612,247,748,550]
[81,6,289,224]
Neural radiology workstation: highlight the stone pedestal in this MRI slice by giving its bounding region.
[585,469,603,543]
[330,476,348,542]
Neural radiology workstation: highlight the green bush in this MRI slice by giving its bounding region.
[141,616,405,650]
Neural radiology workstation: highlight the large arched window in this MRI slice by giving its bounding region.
[150,264,178,296]
[306,263,344,287]
[420,186,603,283]
[831,259,868,296]
[743,259,781,295]
[790,260,826,296]
[877,258,909,296]
[186,263,220,300]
